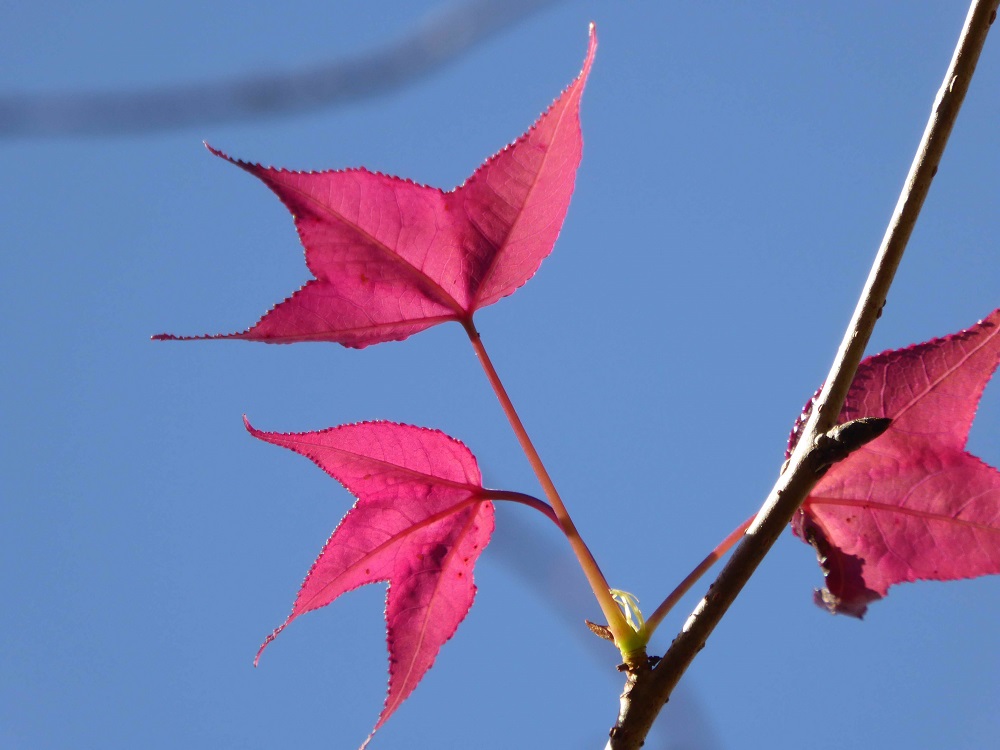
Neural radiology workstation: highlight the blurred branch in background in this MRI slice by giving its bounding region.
[0,0,563,138]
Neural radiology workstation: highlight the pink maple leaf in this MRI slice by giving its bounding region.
[789,309,1000,617]
[155,26,596,348]
[245,418,494,747]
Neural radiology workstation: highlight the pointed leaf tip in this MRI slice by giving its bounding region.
[164,27,596,348]
[586,22,598,73]
[792,308,1000,616]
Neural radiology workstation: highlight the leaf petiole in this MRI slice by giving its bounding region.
[642,515,755,639]
[480,490,560,526]
[461,317,637,654]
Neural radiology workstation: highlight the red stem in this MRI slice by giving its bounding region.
[482,489,561,526]
[461,317,634,646]
[643,515,755,637]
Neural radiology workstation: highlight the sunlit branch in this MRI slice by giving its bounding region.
[607,2,1000,747]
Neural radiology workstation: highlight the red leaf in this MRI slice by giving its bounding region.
[791,309,1000,617]
[155,26,596,348]
[246,418,494,747]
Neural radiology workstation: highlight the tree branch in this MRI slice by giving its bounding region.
[606,2,999,747]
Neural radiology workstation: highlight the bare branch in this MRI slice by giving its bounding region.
[606,2,999,747]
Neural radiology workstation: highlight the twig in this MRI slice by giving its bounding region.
[606,2,999,747]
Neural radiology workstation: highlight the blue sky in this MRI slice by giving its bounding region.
[2,3,998,748]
